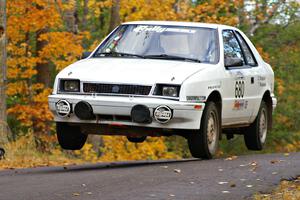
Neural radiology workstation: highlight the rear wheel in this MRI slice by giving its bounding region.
[187,102,220,159]
[56,122,87,150]
[0,148,5,159]
[244,101,268,150]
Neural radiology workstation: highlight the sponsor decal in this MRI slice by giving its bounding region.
[235,80,245,98]
[208,85,221,90]
[258,76,266,81]
[186,96,206,102]
[154,105,172,123]
[259,82,266,87]
[56,100,71,117]
[258,76,267,87]
[233,99,248,110]
[133,25,196,33]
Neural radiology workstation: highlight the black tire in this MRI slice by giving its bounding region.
[187,102,220,159]
[127,136,147,143]
[244,101,268,150]
[56,122,87,150]
[0,148,5,159]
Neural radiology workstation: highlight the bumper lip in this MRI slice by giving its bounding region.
[48,94,205,110]
[48,94,205,130]
[271,95,277,111]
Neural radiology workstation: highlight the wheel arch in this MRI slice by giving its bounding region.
[206,90,222,139]
[206,90,222,112]
[262,90,273,130]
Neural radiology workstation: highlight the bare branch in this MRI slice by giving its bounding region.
[249,0,286,36]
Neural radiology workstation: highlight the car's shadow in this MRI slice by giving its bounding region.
[0,158,202,176]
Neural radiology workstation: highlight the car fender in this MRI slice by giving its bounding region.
[180,64,223,103]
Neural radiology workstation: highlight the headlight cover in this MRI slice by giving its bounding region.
[60,79,80,92]
[153,84,180,97]
[162,86,178,97]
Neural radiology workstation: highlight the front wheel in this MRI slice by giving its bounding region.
[244,101,268,150]
[187,102,220,159]
[56,122,87,150]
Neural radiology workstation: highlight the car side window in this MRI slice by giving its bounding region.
[235,31,257,66]
[222,30,245,65]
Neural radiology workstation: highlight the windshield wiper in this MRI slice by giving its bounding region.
[144,54,201,63]
[94,51,144,58]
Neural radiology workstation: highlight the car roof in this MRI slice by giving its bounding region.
[122,21,237,30]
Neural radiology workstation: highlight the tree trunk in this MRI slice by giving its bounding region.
[36,28,51,87]
[108,0,120,33]
[82,0,89,30]
[63,0,78,33]
[0,0,8,147]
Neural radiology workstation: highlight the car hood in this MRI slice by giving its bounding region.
[57,58,211,85]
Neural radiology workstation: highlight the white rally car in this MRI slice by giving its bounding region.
[48,21,277,159]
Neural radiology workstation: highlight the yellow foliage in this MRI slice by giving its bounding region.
[6,0,87,151]
[254,177,300,200]
[5,0,280,166]
[276,78,285,96]
[100,136,179,161]
[0,133,180,169]
[274,133,300,153]
[0,132,84,169]
[256,47,270,63]
[37,31,86,70]
[119,0,238,25]
[74,143,99,163]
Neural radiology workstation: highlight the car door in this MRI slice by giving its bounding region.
[234,30,262,123]
[221,29,255,126]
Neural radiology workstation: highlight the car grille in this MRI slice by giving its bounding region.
[83,83,152,95]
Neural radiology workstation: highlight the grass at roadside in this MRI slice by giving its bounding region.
[0,130,299,170]
[254,177,300,200]
[0,133,86,169]
[0,133,179,169]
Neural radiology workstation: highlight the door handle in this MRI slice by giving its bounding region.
[251,77,254,84]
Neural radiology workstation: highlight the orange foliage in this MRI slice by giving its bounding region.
[6,0,86,151]
[100,136,179,161]
[5,0,246,160]
[120,0,239,25]
[256,46,270,63]
[192,0,239,25]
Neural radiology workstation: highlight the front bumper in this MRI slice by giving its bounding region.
[271,94,277,111]
[48,94,205,130]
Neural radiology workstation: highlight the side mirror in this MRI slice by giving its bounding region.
[81,52,91,59]
[225,57,244,68]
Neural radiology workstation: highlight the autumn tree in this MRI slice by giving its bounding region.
[108,0,120,32]
[235,0,300,35]
[3,0,299,158]
[0,0,8,147]
[6,0,86,150]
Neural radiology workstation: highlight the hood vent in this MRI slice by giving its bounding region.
[83,83,152,96]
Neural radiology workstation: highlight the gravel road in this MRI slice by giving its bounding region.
[0,152,299,200]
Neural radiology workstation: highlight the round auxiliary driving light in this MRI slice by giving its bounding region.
[74,101,95,120]
[154,105,172,123]
[56,100,71,117]
[131,105,151,123]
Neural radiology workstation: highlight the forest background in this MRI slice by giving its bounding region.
[0,0,299,168]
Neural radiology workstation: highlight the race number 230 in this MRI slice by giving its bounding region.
[235,80,245,98]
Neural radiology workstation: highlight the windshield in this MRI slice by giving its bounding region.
[93,24,219,64]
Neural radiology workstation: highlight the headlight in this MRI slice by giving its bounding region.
[60,79,80,92]
[162,86,178,97]
[154,84,180,97]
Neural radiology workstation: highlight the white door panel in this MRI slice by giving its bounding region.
[222,68,254,125]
